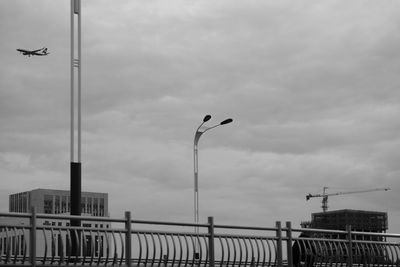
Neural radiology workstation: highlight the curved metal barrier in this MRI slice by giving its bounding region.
[1,211,400,266]
[291,230,400,267]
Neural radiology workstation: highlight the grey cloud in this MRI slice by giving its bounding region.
[1,0,400,232]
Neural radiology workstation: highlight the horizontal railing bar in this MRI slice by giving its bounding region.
[290,227,400,239]
[351,239,400,245]
[36,214,126,223]
[35,226,127,234]
[349,231,400,238]
[214,224,276,231]
[290,236,400,245]
[0,212,126,224]
[131,229,209,237]
[290,227,348,235]
[131,219,208,228]
[292,236,348,242]
[214,233,277,239]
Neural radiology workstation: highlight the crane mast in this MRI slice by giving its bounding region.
[306,187,390,212]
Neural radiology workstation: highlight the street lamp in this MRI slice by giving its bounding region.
[70,0,82,258]
[193,115,233,258]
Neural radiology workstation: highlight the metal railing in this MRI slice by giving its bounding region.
[1,209,400,266]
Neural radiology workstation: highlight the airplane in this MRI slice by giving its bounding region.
[17,47,49,57]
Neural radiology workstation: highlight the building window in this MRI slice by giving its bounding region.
[18,193,22,212]
[99,198,104,217]
[9,195,14,212]
[93,198,98,216]
[81,197,86,214]
[62,196,67,213]
[44,195,53,214]
[12,194,16,212]
[17,194,21,212]
[87,197,92,214]
[55,195,60,214]
[22,193,27,212]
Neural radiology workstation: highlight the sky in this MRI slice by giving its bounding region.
[1,0,400,232]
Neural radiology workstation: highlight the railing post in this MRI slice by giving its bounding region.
[125,211,132,267]
[276,221,283,267]
[286,221,293,267]
[30,207,37,267]
[346,225,353,267]
[208,216,215,267]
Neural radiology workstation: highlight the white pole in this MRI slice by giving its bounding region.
[194,137,200,258]
[70,0,74,162]
[77,0,81,162]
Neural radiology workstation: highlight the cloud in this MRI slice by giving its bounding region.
[1,0,400,233]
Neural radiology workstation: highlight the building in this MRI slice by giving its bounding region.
[9,188,108,217]
[2,188,110,258]
[299,209,389,265]
[310,209,388,233]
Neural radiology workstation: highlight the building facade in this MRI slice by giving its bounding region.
[2,189,110,258]
[9,188,108,217]
[298,209,389,265]
[310,209,388,233]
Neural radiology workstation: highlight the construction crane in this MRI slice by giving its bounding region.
[306,187,390,212]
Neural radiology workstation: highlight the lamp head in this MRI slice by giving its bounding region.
[220,118,233,125]
[203,115,212,122]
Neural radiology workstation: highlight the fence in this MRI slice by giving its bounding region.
[1,209,400,266]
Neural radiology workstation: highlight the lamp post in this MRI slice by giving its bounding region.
[193,115,233,258]
[70,0,82,258]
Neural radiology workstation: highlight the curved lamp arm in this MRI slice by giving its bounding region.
[194,116,233,145]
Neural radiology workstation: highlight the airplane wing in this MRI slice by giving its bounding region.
[32,48,45,53]
[32,52,49,56]
[32,48,49,56]
[17,49,29,53]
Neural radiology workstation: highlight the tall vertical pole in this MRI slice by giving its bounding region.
[194,138,199,227]
[276,221,283,267]
[125,211,132,267]
[70,0,74,165]
[207,217,215,267]
[30,207,37,267]
[346,225,353,267]
[70,0,82,257]
[193,132,201,259]
[286,221,293,267]
[77,0,82,164]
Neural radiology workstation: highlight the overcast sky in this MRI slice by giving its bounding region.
[1,0,400,232]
